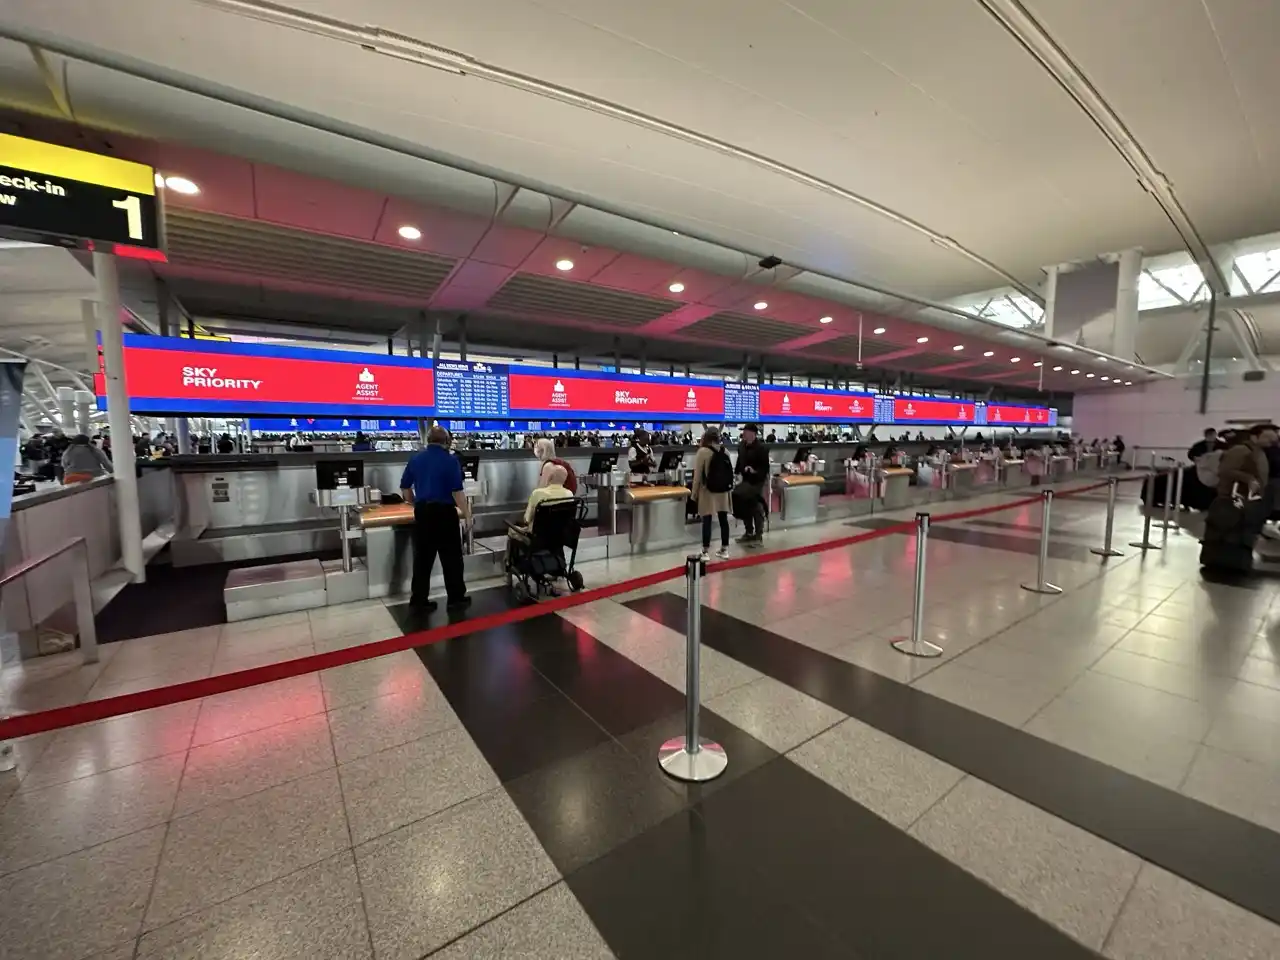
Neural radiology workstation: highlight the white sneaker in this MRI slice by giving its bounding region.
[715,547,730,560]
[1262,525,1280,541]
[699,550,710,561]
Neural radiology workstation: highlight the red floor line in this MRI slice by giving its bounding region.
[0,478,1118,739]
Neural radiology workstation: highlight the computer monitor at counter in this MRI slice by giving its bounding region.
[587,452,619,475]
[658,450,685,471]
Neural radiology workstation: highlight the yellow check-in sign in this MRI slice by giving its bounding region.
[0,132,160,249]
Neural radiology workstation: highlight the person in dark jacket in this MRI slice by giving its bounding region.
[350,431,373,453]
[733,423,769,543]
[1188,428,1222,462]
[216,433,236,454]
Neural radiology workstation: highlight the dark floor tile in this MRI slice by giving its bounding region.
[697,759,1097,960]
[846,516,1096,559]
[567,806,853,960]
[386,583,519,635]
[533,639,687,737]
[506,739,687,874]
[617,706,778,808]
[415,628,551,715]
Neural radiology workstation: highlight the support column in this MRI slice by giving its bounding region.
[74,391,92,436]
[1042,264,1059,339]
[1112,249,1141,360]
[56,386,75,433]
[94,252,145,583]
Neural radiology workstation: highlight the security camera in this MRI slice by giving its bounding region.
[758,255,783,270]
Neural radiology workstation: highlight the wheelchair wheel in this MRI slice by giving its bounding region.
[512,577,530,603]
[567,570,584,592]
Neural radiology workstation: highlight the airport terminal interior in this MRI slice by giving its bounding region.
[2,1,1280,958]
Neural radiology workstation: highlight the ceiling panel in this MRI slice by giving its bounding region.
[679,312,811,347]
[485,273,678,327]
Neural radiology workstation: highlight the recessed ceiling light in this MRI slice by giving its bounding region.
[819,316,833,324]
[1101,376,1110,381]
[555,259,574,271]
[153,172,165,188]
[163,176,200,195]
[1086,373,1095,378]
[1010,357,1021,363]
[916,336,929,344]
[1033,362,1043,367]
[668,282,685,293]
[672,230,680,235]
[1070,369,1080,375]
[1124,380,1133,385]
[952,344,964,351]
[983,350,995,357]
[754,301,768,310]
[397,225,422,241]
[873,327,886,335]
[1052,366,1062,371]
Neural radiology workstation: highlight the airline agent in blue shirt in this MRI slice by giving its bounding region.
[399,425,472,611]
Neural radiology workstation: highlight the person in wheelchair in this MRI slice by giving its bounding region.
[506,465,583,599]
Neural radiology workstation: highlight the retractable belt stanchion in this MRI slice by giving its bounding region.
[1090,476,1124,558]
[1021,489,1064,595]
[892,512,943,658]
[658,555,728,782]
[1169,466,1185,536]
[1154,463,1178,532]
[1129,472,1162,552]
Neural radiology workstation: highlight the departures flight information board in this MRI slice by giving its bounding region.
[433,361,510,418]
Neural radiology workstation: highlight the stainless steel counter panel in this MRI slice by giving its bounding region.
[774,475,824,526]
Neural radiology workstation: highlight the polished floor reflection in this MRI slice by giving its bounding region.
[1,484,1279,957]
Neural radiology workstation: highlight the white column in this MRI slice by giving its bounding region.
[94,251,145,583]
[1112,248,1141,360]
[74,390,92,436]
[1042,264,1059,339]
[56,386,76,433]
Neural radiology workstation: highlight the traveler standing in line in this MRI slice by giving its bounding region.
[692,427,733,560]
[399,425,472,612]
[62,434,112,483]
[733,422,769,544]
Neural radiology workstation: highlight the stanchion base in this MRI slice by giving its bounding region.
[1021,581,1063,595]
[658,737,728,782]
[891,636,944,658]
[1128,541,1162,551]
[1090,548,1124,558]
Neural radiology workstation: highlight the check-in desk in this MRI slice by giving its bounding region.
[623,485,691,553]
[945,461,978,494]
[357,502,504,597]
[1050,455,1072,482]
[773,474,824,526]
[1002,459,1030,488]
[583,472,627,535]
[879,467,915,509]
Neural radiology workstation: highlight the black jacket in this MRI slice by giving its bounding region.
[734,441,769,484]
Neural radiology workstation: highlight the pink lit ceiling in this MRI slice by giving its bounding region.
[12,116,1115,392]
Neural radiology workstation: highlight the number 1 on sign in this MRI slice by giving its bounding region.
[111,194,143,240]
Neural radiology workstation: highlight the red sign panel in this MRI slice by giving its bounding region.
[759,388,874,421]
[892,398,976,423]
[986,404,1049,425]
[109,339,435,415]
[507,371,724,419]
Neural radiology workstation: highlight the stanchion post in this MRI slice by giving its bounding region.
[1090,476,1124,558]
[1170,465,1185,536]
[892,513,943,658]
[1157,465,1175,541]
[1129,472,1163,551]
[1021,489,1064,594]
[658,555,728,782]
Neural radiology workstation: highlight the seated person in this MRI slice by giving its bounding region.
[510,463,574,536]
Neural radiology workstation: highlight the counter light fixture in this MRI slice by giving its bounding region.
[916,336,929,343]
[555,259,574,271]
[873,327,886,335]
[163,176,200,195]
[668,282,685,293]
[754,301,768,310]
[397,225,422,241]
[819,316,833,324]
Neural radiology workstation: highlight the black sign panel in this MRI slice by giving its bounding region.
[0,134,160,249]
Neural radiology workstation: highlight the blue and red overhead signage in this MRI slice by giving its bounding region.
[507,367,725,420]
[980,404,1053,427]
[759,385,875,422]
[893,397,977,424]
[97,336,436,417]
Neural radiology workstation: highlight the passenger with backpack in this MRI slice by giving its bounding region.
[692,427,734,560]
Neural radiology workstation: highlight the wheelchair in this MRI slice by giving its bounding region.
[504,497,587,602]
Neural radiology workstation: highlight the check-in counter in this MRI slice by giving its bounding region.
[1002,459,1030,488]
[1050,455,1072,482]
[879,467,915,509]
[622,485,691,553]
[773,474,824,526]
[946,461,978,493]
[355,502,507,597]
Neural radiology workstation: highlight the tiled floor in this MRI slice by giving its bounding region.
[2,480,1280,957]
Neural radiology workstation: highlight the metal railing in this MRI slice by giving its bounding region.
[0,537,98,665]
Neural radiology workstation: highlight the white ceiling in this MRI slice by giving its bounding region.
[0,242,96,386]
[1,0,1277,317]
